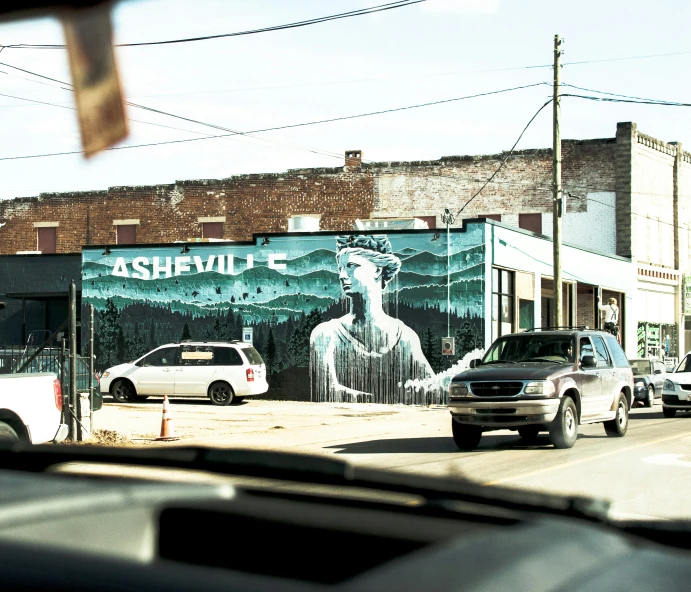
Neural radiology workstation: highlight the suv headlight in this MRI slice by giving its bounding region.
[524,380,556,396]
[663,379,676,391]
[449,382,470,398]
[634,380,645,388]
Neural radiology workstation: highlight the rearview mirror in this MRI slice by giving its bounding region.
[469,359,480,368]
[581,355,597,368]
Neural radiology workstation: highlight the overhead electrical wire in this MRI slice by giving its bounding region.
[0,82,547,162]
[0,0,425,49]
[454,98,554,217]
[0,60,344,161]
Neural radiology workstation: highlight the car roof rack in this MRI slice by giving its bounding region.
[525,326,591,332]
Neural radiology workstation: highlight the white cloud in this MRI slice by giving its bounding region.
[422,0,500,14]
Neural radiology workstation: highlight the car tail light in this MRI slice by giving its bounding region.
[53,379,63,412]
[246,368,255,382]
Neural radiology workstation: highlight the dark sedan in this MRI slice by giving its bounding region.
[629,358,667,407]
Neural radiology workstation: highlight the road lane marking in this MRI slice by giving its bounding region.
[643,454,691,468]
[484,430,691,486]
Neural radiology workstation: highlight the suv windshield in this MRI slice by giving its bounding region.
[483,334,575,364]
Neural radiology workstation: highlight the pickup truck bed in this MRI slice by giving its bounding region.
[0,373,68,445]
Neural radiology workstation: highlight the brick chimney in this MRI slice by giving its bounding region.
[345,150,362,170]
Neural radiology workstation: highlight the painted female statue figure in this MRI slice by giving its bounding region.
[310,235,433,404]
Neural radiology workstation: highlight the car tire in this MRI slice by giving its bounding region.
[0,422,20,449]
[549,396,578,449]
[111,379,136,403]
[604,392,628,437]
[209,381,235,406]
[518,425,541,441]
[663,406,677,418]
[645,386,654,408]
[451,420,482,451]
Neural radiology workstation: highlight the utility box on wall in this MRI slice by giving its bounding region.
[442,337,455,356]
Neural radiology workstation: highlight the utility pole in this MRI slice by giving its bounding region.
[552,34,563,328]
[69,279,79,440]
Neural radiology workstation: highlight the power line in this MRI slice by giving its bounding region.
[455,98,554,217]
[562,93,691,108]
[0,91,336,158]
[561,50,691,67]
[0,0,425,49]
[0,82,547,162]
[0,60,344,161]
[560,83,676,103]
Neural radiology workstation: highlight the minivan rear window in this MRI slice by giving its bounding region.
[241,347,264,366]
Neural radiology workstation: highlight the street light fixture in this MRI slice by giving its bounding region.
[442,208,456,339]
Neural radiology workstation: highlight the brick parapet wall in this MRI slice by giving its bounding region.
[615,122,635,258]
[0,126,681,269]
[0,172,375,253]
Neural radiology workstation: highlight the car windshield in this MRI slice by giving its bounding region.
[1,0,691,545]
[630,360,652,375]
[482,335,575,363]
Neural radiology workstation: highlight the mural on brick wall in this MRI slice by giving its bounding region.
[81,226,485,404]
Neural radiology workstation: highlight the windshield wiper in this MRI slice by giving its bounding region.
[481,360,518,365]
[521,357,564,363]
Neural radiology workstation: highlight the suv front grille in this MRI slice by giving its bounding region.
[470,382,523,397]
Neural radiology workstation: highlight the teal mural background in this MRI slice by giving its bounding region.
[82,225,485,403]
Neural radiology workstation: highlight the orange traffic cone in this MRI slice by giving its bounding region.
[156,395,179,441]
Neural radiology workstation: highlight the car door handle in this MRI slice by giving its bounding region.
[162,369,171,372]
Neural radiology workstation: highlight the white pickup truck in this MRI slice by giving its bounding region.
[0,373,69,446]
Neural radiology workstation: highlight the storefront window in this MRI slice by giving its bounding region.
[492,268,514,340]
[637,322,677,359]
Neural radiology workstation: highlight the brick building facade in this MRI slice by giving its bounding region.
[1,121,690,356]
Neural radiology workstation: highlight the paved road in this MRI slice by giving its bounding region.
[93,397,691,521]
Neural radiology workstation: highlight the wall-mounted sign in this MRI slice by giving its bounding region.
[442,337,455,356]
[684,276,691,315]
[242,327,253,345]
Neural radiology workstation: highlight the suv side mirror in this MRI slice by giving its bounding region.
[581,355,597,368]
[469,359,480,368]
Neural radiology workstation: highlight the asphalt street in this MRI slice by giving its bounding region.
[92,397,691,521]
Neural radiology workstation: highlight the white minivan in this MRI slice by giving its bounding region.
[100,341,268,405]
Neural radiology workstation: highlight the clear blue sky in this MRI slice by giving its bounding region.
[0,0,689,199]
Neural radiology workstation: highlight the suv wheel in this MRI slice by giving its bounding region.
[645,386,654,408]
[451,420,482,451]
[604,392,628,437]
[111,379,136,403]
[549,396,578,449]
[518,425,541,441]
[663,406,677,418]
[209,381,235,406]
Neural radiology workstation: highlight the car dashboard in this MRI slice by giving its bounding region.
[0,446,690,592]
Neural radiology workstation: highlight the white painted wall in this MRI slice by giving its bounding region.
[635,281,676,324]
[542,192,617,256]
[486,223,636,355]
